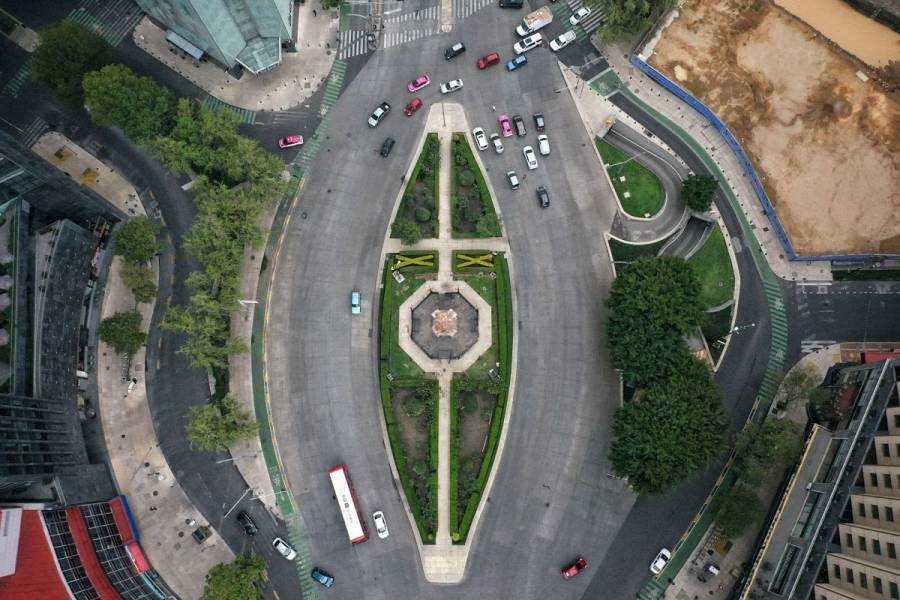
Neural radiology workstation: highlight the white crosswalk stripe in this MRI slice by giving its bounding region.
[566,0,606,34]
[384,6,440,23]
[20,117,49,148]
[382,27,439,49]
[338,29,369,59]
[453,0,494,20]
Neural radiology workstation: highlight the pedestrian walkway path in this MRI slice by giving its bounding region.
[385,6,441,24]
[202,95,257,125]
[18,116,50,148]
[1,61,31,99]
[290,60,346,176]
[66,0,144,48]
[452,0,494,21]
[382,26,442,49]
[549,0,606,41]
[338,29,369,59]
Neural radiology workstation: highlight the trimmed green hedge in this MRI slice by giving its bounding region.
[450,133,501,238]
[449,380,460,539]
[393,133,440,239]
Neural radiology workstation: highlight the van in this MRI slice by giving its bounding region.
[513,33,543,55]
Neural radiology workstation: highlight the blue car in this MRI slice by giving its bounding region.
[506,55,527,71]
[311,567,335,588]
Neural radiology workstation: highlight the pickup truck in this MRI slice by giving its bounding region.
[515,6,553,36]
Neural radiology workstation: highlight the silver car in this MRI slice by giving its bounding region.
[440,79,464,94]
[490,133,504,154]
[523,146,538,170]
[472,127,488,151]
[373,510,389,539]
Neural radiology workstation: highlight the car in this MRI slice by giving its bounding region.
[523,145,538,170]
[380,137,395,157]
[407,74,431,93]
[472,127,488,151]
[440,79,464,94]
[513,114,526,137]
[506,170,520,190]
[506,55,527,71]
[561,557,586,579]
[569,6,591,26]
[273,537,297,560]
[650,548,671,575]
[536,186,550,208]
[367,101,391,127]
[537,134,550,155]
[311,567,334,588]
[498,113,513,137]
[533,112,545,131]
[549,30,577,52]
[404,97,423,116]
[236,511,258,536]
[351,290,361,314]
[373,510,389,539]
[444,42,466,60]
[278,134,304,148]
[477,53,501,69]
[489,132,504,154]
[513,33,543,55]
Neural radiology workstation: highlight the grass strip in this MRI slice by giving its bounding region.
[596,138,665,218]
[687,225,734,309]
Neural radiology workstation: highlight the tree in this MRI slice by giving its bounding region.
[392,218,423,246]
[121,262,157,303]
[606,256,705,385]
[98,311,146,357]
[597,0,676,42]
[775,364,821,411]
[186,394,259,452]
[32,21,110,107]
[609,356,728,494]
[201,553,266,600]
[680,175,719,212]
[476,213,501,237]
[83,64,175,143]
[711,485,765,539]
[113,217,161,263]
[732,420,804,486]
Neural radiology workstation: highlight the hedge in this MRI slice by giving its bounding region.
[450,133,500,238]
[393,133,440,238]
[449,379,460,538]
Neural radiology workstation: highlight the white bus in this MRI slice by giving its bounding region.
[328,465,368,544]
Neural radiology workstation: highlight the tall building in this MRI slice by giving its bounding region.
[135,0,294,74]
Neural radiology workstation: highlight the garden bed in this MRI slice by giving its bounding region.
[392,133,440,240]
[596,138,665,219]
[450,134,501,238]
[687,225,734,309]
[701,305,733,365]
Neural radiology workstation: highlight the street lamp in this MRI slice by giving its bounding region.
[216,453,258,464]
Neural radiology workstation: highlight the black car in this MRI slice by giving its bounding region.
[533,112,545,132]
[513,114,526,137]
[444,42,466,60]
[380,137,395,157]
[536,186,550,208]
[236,511,258,536]
[367,101,391,127]
[499,0,524,7]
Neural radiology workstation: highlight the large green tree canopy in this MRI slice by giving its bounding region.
[681,175,719,213]
[597,0,677,42]
[201,554,266,600]
[186,395,259,452]
[83,64,175,143]
[112,216,161,264]
[32,21,110,107]
[98,311,146,357]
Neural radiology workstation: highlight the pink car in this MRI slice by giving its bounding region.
[407,74,431,93]
[278,135,304,148]
[498,113,513,137]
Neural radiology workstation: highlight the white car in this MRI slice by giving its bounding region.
[472,127,488,151]
[440,79,464,94]
[523,146,538,170]
[513,33,543,55]
[373,510,389,539]
[569,6,591,26]
[489,133,504,154]
[550,30,577,52]
[272,537,297,560]
[537,134,550,156]
[650,548,671,575]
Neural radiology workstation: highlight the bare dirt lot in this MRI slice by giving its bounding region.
[649,0,900,255]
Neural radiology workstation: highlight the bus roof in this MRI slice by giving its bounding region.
[329,466,366,543]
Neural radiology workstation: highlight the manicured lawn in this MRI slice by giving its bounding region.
[393,133,440,239]
[451,134,501,238]
[596,138,665,218]
[688,225,735,309]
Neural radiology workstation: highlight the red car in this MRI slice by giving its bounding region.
[477,53,501,70]
[404,98,423,116]
[407,74,431,93]
[278,135,304,148]
[561,557,587,579]
[498,113,513,137]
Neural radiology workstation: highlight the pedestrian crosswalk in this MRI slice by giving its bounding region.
[549,0,606,41]
[202,96,257,125]
[637,578,667,600]
[338,30,369,60]
[453,0,494,20]
[382,27,441,49]
[286,513,321,600]
[1,61,31,99]
[20,117,49,148]
[291,60,346,177]
[66,0,144,47]
[385,6,440,24]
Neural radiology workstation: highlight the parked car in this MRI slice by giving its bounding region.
[569,6,591,26]
[444,41,466,60]
[472,127,488,151]
[278,134,304,148]
[513,114,526,137]
[236,511,258,536]
[477,52,501,69]
[650,548,671,575]
[367,101,391,127]
[404,97,423,116]
[533,112,545,131]
[273,537,297,560]
[311,567,335,588]
[523,145,538,170]
[549,30,577,52]
[351,290,361,314]
[407,74,431,93]
[561,557,586,579]
[513,33,543,55]
[536,185,550,208]
[490,132,504,154]
[506,55,527,71]
[380,137,395,157]
[498,113,513,137]
[537,134,550,155]
[506,170,520,190]
[440,79,464,94]
[373,510,389,539]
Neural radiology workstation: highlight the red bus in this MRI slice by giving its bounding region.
[328,465,368,544]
